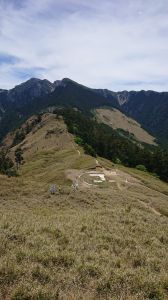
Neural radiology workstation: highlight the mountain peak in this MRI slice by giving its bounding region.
[62,78,79,86]
[62,77,75,83]
[26,77,40,82]
[7,77,54,103]
[12,77,53,90]
[53,78,78,89]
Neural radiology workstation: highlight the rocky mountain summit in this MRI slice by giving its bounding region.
[0,77,168,145]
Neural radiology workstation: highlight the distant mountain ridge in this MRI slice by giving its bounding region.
[0,77,168,145]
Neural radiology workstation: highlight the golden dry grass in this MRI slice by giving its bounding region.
[0,114,168,299]
[0,174,168,300]
[96,108,157,145]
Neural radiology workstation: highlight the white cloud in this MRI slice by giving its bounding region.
[0,0,168,90]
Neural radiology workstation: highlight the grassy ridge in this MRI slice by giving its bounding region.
[96,107,157,145]
[0,175,168,299]
[0,114,168,299]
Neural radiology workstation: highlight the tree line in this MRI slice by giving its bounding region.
[0,148,24,176]
[0,114,41,176]
[54,108,168,182]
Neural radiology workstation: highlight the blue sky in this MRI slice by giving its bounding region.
[0,0,168,90]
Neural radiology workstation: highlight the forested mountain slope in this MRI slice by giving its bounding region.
[1,78,168,146]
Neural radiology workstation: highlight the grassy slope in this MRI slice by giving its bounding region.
[0,114,168,300]
[96,108,157,145]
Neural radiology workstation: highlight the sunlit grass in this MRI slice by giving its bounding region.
[0,114,168,299]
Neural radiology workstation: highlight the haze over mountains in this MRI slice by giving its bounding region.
[0,77,168,145]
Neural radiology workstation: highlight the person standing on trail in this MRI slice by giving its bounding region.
[72,179,79,191]
[50,185,57,194]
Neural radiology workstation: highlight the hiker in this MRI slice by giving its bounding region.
[50,185,57,194]
[72,180,79,191]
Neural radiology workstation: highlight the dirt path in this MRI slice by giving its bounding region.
[95,159,99,165]
[65,149,163,218]
[66,167,164,217]
[137,199,161,216]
